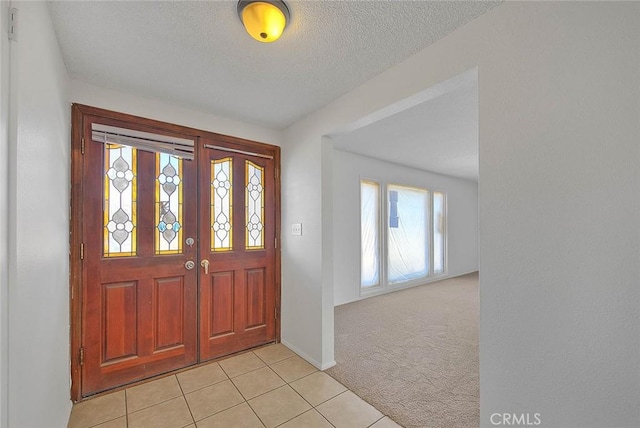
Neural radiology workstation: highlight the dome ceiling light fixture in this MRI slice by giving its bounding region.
[237,0,290,43]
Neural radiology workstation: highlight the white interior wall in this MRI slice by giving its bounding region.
[282,2,640,427]
[0,4,10,427]
[332,149,478,306]
[69,80,283,147]
[1,41,283,428]
[279,131,325,367]
[8,2,72,426]
[320,138,335,367]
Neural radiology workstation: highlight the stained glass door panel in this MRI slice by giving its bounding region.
[155,153,184,255]
[198,144,276,361]
[81,117,198,396]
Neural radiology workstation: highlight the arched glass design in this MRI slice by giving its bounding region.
[103,144,137,257]
[211,157,233,251]
[155,153,183,254]
[245,161,265,250]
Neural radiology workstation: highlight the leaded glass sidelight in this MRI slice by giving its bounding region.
[155,153,183,254]
[104,144,137,257]
[245,161,264,250]
[211,158,233,251]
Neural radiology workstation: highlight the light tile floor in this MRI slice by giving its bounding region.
[68,344,401,428]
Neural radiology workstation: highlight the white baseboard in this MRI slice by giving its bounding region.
[339,269,479,307]
[320,360,336,370]
[280,339,335,371]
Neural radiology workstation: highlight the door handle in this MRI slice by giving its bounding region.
[200,259,210,275]
[185,260,195,270]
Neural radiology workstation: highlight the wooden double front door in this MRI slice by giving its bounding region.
[71,105,279,398]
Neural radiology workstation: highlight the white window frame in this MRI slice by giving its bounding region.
[386,184,430,289]
[359,179,383,296]
[359,178,448,297]
[432,190,448,276]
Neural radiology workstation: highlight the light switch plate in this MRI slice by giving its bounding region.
[291,223,302,236]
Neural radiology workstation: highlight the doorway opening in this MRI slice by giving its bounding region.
[322,68,479,427]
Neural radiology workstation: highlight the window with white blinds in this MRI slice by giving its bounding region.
[91,123,195,160]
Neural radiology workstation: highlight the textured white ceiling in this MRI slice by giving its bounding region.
[48,0,500,129]
[333,77,478,181]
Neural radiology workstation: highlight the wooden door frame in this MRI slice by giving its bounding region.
[70,104,281,401]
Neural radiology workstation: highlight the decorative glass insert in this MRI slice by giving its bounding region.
[361,181,380,288]
[433,191,446,274]
[155,153,183,255]
[211,158,233,251]
[245,161,264,250]
[103,144,137,257]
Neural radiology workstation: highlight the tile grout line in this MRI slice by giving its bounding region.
[278,379,337,428]
[367,415,387,428]
[240,380,287,403]
[85,414,124,428]
[72,345,396,428]
[241,356,312,428]
[83,391,129,428]
[126,397,183,416]
[175,373,196,427]
[230,361,288,402]
[253,349,296,366]
[198,400,252,425]
[178,361,232,395]
[287,371,350,409]
[102,350,288,419]
[315,390,350,412]
[246,384,308,428]
[252,344,297,364]
[244,352,346,427]
[264,359,289,384]
[309,390,346,419]
[217,354,272,426]
[125,376,183,417]
[321,389,390,428]
[177,375,230,396]
[262,354,297,367]
[234,401,267,428]
[240,398,267,428]
[268,359,338,428]
[124,389,129,428]
[220,355,268,379]
[319,372,397,425]
[179,360,278,423]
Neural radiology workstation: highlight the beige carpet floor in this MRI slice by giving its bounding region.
[327,272,479,428]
